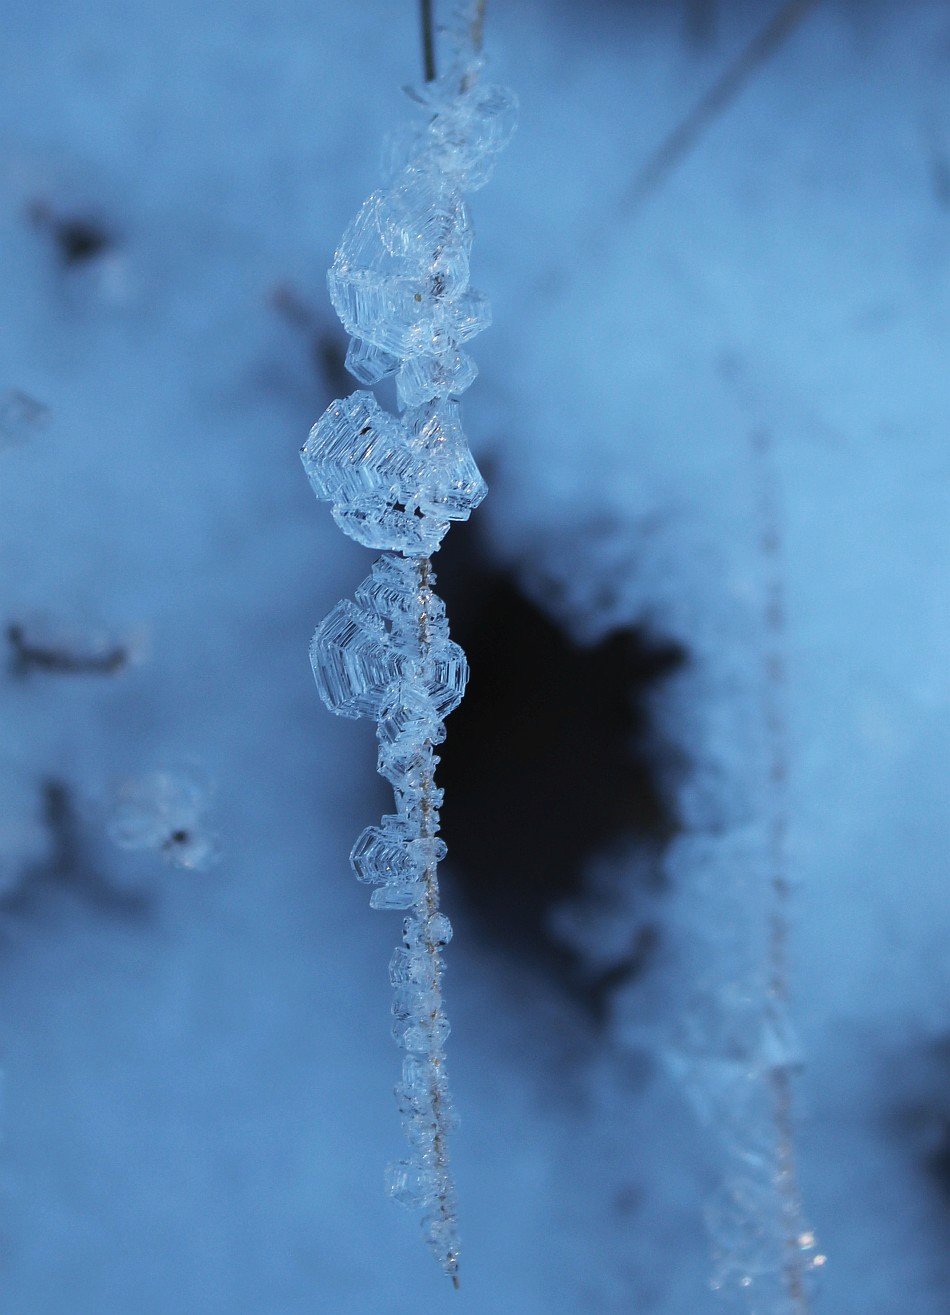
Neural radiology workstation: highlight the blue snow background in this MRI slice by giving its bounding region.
[0,1,948,1311]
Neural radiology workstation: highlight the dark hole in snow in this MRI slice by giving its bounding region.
[435,524,685,1019]
[27,201,112,265]
[893,1037,950,1219]
[316,332,350,396]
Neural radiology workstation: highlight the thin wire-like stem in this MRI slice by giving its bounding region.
[623,0,821,211]
[470,0,487,54]
[752,424,817,1311]
[420,0,437,82]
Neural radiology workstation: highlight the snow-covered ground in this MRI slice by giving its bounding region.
[0,2,947,1311]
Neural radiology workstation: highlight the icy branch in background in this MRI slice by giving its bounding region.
[301,4,514,1283]
[654,430,823,1312]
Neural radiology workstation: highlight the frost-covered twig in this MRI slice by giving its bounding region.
[301,4,515,1281]
[673,427,823,1312]
[750,425,824,1309]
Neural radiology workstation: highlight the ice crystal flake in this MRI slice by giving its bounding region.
[396,347,477,411]
[302,393,486,554]
[301,392,414,508]
[344,337,400,386]
[309,599,404,719]
[387,82,518,192]
[108,769,220,872]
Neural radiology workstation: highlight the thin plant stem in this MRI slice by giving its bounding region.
[624,0,822,212]
[420,0,437,82]
[751,424,817,1311]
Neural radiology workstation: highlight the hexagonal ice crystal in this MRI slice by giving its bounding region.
[344,337,400,386]
[303,396,465,554]
[419,639,469,718]
[309,599,404,719]
[301,391,414,506]
[385,1160,441,1209]
[350,823,422,886]
[396,348,477,411]
[389,82,519,192]
[328,180,473,360]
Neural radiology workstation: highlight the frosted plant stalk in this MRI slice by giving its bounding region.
[301,4,515,1282]
[668,428,823,1312]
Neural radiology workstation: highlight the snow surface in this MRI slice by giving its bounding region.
[0,1,947,1311]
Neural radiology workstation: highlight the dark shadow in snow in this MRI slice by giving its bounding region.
[434,521,684,1020]
[271,283,352,398]
[893,1035,950,1225]
[4,780,150,920]
[27,202,113,266]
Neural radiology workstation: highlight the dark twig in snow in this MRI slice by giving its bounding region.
[624,0,822,212]
[420,0,437,82]
[7,623,129,677]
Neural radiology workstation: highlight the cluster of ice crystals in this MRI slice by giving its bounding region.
[302,61,512,560]
[311,557,464,1277]
[385,80,518,193]
[302,22,514,1281]
[301,392,487,556]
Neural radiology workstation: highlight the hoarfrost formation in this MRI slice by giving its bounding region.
[300,12,515,1282]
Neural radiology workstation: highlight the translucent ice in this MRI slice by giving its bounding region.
[303,395,470,554]
[387,83,518,192]
[309,600,404,719]
[418,638,469,718]
[396,348,477,410]
[389,945,437,989]
[301,392,414,507]
[108,769,220,872]
[385,1160,441,1209]
[302,26,515,1278]
[344,337,400,386]
[328,181,473,360]
[409,402,488,522]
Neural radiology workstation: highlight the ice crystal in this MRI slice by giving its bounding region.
[301,8,515,1282]
[108,769,220,872]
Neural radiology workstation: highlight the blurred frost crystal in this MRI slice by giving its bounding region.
[108,769,220,872]
[301,8,515,1284]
